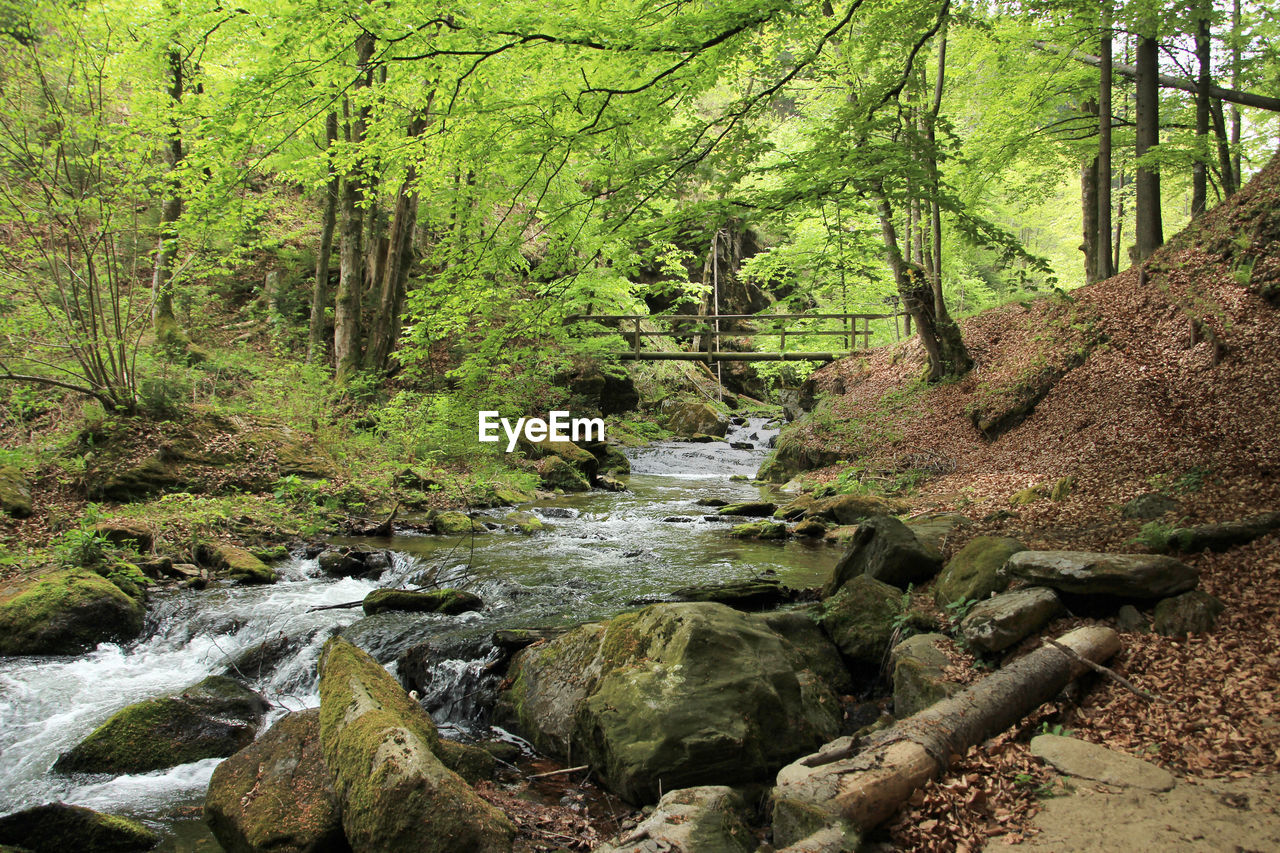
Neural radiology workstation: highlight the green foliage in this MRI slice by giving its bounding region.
[1129,520,1177,551]
[55,505,110,570]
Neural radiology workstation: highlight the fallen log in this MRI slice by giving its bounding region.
[772,625,1121,850]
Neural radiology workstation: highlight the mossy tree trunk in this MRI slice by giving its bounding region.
[151,48,183,334]
[308,111,339,365]
[334,32,375,382]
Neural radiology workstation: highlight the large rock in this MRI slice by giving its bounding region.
[669,577,797,611]
[0,570,145,656]
[756,429,842,484]
[431,511,488,535]
[499,603,843,803]
[0,803,158,853]
[934,536,1023,608]
[536,456,591,492]
[666,402,728,438]
[594,786,755,853]
[891,633,959,717]
[959,587,1062,653]
[717,501,777,517]
[519,437,598,481]
[317,638,513,852]
[1152,590,1225,637]
[197,543,276,584]
[205,709,347,853]
[55,676,269,774]
[1030,734,1175,792]
[904,513,973,564]
[1121,492,1179,520]
[823,515,942,593]
[0,466,33,518]
[817,575,903,668]
[362,588,483,616]
[1003,551,1198,598]
[806,495,905,526]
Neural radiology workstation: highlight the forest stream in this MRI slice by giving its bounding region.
[0,417,837,850]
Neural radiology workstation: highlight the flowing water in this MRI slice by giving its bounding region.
[0,417,840,849]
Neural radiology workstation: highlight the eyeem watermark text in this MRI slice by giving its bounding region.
[479,411,605,452]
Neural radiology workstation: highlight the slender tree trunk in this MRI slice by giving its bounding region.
[1082,153,1099,283]
[1096,6,1114,281]
[927,21,947,314]
[151,49,184,333]
[1192,7,1212,217]
[1211,100,1237,198]
[1231,0,1242,187]
[308,112,339,365]
[1114,169,1125,273]
[875,188,970,382]
[1134,33,1163,262]
[334,32,376,382]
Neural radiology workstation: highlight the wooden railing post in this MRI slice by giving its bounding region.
[634,317,641,357]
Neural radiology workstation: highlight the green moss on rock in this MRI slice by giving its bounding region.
[0,803,158,853]
[317,638,514,852]
[197,543,276,584]
[361,588,483,616]
[934,536,1025,607]
[0,570,144,656]
[819,575,903,667]
[0,466,33,518]
[431,511,487,535]
[535,456,590,492]
[54,676,268,774]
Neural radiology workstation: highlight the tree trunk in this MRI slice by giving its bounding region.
[1134,33,1163,263]
[308,112,339,365]
[927,21,947,312]
[334,32,376,382]
[1192,8,1211,217]
[875,190,970,382]
[151,48,184,333]
[1096,6,1114,282]
[772,626,1121,846]
[1211,100,1237,198]
[1082,150,1099,285]
[1231,0,1242,188]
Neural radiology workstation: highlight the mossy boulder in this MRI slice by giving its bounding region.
[503,511,545,533]
[594,786,754,853]
[1122,492,1180,520]
[431,511,487,535]
[1003,550,1198,598]
[317,637,514,852]
[806,494,906,525]
[536,456,591,492]
[0,466,33,518]
[792,518,827,537]
[818,575,903,668]
[593,444,632,477]
[904,513,973,562]
[55,676,269,774]
[666,401,728,438]
[0,570,144,656]
[823,514,942,593]
[729,521,789,540]
[519,436,598,481]
[204,708,347,853]
[362,588,483,617]
[197,543,276,584]
[756,428,842,484]
[718,501,777,517]
[499,602,843,804]
[0,803,157,853]
[934,536,1025,607]
[1009,486,1046,507]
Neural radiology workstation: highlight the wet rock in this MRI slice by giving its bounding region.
[221,633,301,681]
[588,443,632,477]
[824,515,942,593]
[717,501,777,517]
[432,510,488,535]
[1030,734,1175,792]
[662,516,697,523]
[891,633,959,717]
[0,569,145,656]
[504,511,545,533]
[0,466,33,518]
[316,549,365,577]
[1163,512,1280,554]
[666,401,728,438]
[594,786,755,853]
[519,437,598,481]
[498,602,843,804]
[757,428,842,484]
[317,638,514,852]
[397,634,504,723]
[697,498,730,508]
[822,524,861,544]
[1152,590,1225,637]
[1122,492,1180,520]
[730,441,754,450]
[806,494,906,526]
[934,536,1024,608]
[960,587,1062,653]
[729,521,789,539]
[539,507,578,519]
[204,709,347,853]
[362,588,483,616]
[536,456,591,492]
[774,494,815,520]
[818,575,903,668]
[598,474,628,492]
[196,543,276,584]
[0,803,158,853]
[670,576,797,610]
[1003,550,1198,598]
[55,676,269,774]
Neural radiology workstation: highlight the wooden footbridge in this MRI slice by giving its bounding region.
[564,308,910,362]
